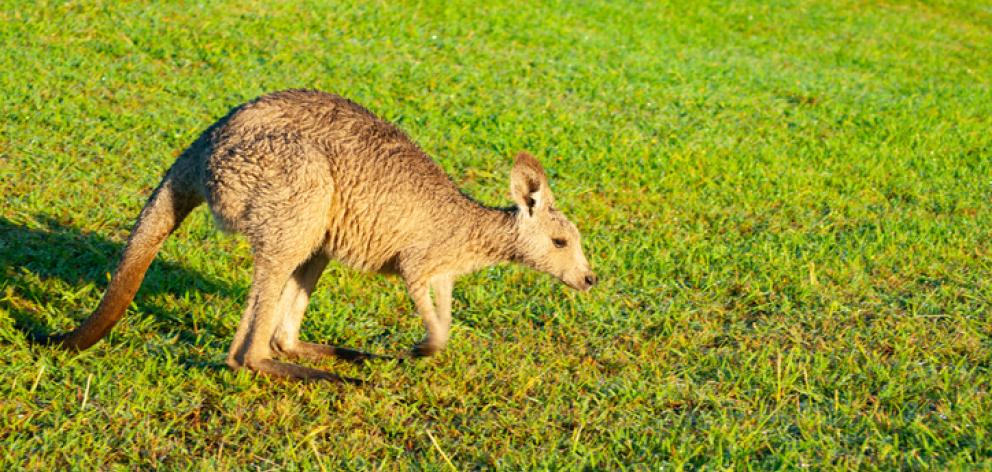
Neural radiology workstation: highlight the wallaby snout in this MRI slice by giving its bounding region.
[580,272,598,290]
[561,266,597,291]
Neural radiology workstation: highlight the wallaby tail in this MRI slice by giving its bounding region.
[37,166,203,350]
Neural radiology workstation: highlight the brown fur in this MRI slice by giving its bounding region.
[40,90,596,381]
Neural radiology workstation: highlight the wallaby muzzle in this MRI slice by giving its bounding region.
[563,270,597,291]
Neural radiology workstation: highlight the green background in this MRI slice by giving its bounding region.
[1,0,990,469]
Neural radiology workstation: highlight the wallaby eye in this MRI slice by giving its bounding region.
[552,238,568,249]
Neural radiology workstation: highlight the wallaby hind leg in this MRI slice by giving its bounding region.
[271,253,385,363]
[226,255,357,382]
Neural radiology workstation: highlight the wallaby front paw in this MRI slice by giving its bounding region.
[411,341,441,358]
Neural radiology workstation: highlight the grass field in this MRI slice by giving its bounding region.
[2,0,991,469]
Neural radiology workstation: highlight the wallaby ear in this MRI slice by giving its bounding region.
[510,152,554,216]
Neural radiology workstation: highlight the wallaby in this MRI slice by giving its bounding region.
[37,89,596,381]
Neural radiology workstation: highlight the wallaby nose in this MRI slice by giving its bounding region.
[584,273,597,287]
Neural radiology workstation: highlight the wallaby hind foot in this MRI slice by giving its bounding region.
[279,341,391,364]
[245,358,364,384]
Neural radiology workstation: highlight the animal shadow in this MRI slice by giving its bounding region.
[0,214,237,351]
[0,215,388,373]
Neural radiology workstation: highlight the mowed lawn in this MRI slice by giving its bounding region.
[2,0,991,469]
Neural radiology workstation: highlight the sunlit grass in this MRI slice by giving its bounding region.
[2,0,991,468]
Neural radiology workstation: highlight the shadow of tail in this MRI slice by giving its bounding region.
[0,214,234,347]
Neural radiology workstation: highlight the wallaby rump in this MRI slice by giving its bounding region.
[39,90,596,382]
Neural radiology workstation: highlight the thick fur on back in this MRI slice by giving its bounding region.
[192,90,516,275]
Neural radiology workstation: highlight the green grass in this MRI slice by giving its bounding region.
[2,0,991,468]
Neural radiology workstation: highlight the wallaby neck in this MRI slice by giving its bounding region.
[451,201,520,270]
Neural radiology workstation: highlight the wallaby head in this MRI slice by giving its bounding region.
[509,152,597,291]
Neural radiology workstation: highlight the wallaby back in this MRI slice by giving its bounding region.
[203,90,499,274]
